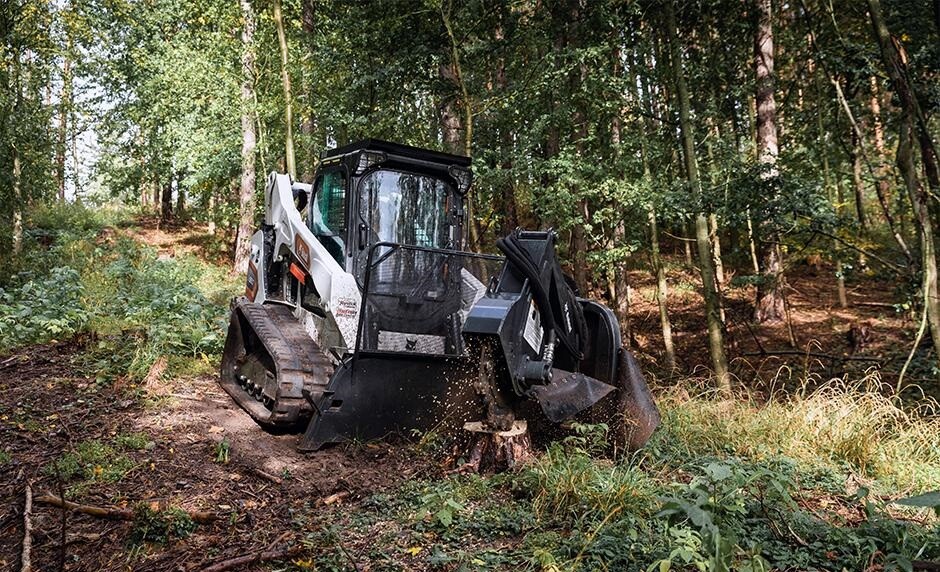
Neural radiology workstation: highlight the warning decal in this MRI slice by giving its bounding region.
[523,300,544,353]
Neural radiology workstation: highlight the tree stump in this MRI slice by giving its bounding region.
[458,420,532,473]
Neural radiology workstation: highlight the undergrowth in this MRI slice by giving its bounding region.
[0,202,238,380]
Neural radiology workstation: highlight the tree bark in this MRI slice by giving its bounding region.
[56,48,71,201]
[665,0,730,394]
[867,0,940,365]
[898,117,940,369]
[850,129,869,231]
[235,0,258,273]
[753,0,786,323]
[300,0,317,183]
[175,171,186,215]
[634,42,676,371]
[12,144,22,255]
[272,0,296,178]
[648,207,676,372]
[818,67,847,307]
[160,179,172,223]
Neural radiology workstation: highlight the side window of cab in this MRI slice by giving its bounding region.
[309,170,347,265]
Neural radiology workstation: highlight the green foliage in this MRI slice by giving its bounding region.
[115,432,152,451]
[214,439,230,464]
[131,506,198,544]
[0,266,90,348]
[0,204,236,385]
[47,439,135,483]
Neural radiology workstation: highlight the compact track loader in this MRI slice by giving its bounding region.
[220,139,659,451]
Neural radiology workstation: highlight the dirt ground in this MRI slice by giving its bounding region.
[0,339,426,571]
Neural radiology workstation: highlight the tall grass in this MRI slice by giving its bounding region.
[654,371,940,492]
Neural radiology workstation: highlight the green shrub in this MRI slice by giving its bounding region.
[131,506,198,544]
[47,439,135,483]
[0,266,90,349]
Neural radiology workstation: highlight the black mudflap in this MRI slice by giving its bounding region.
[299,354,482,451]
[585,348,661,451]
[220,297,334,429]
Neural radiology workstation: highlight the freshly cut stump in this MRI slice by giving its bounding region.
[459,420,532,473]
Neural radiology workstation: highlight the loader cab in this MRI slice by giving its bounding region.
[308,139,472,285]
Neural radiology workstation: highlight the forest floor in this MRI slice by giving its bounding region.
[0,209,938,571]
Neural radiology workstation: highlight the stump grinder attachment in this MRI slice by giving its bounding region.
[220,139,659,451]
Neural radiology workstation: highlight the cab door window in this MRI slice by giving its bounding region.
[309,170,347,265]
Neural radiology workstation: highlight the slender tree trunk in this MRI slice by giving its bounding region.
[207,190,216,236]
[634,41,676,371]
[235,0,258,273]
[300,0,317,182]
[11,52,23,255]
[56,51,71,201]
[496,22,517,237]
[867,0,940,365]
[665,0,730,393]
[818,67,848,308]
[272,0,295,178]
[440,4,481,250]
[829,71,912,261]
[850,130,869,231]
[12,144,23,255]
[649,207,676,372]
[175,172,186,215]
[753,0,786,323]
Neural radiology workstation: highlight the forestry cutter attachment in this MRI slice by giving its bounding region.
[219,139,659,451]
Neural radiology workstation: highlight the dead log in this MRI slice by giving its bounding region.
[21,483,32,572]
[198,546,303,572]
[34,494,219,524]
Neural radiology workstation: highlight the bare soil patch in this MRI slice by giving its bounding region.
[0,340,424,571]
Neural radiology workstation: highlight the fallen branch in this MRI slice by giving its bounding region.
[34,495,219,524]
[321,491,349,506]
[248,467,283,485]
[740,350,881,363]
[199,546,303,572]
[21,483,32,572]
[913,561,940,572]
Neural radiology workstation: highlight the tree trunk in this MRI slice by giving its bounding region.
[665,0,730,394]
[867,0,940,365]
[160,178,173,223]
[12,144,23,255]
[300,0,317,182]
[850,129,869,231]
[175,172,186,215]
[634,41,676,371]
[753,0,786,323]
[272,0,295,178]
[56,50,71,201]
[495,22,517,237]
[235,0,258,273]
[649,207,676,372]
[818,68,847,308]
[899,117,940,369]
